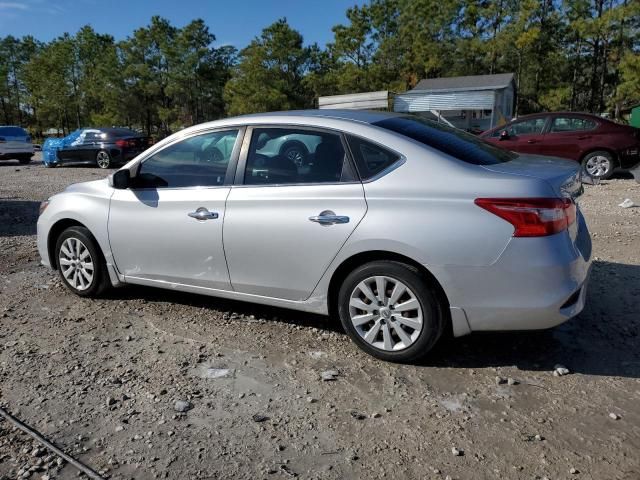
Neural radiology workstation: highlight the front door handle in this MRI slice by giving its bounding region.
[527,139,538,144]
[188,207,219,221]
[309,210,349,226]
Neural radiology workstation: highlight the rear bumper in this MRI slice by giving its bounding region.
[432,212,592,334]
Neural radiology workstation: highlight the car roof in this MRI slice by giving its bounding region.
[237,109,402,124]
[185,110,404,132]
[513,111,602,120]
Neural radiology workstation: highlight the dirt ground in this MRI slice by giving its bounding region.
[0,154,639,480]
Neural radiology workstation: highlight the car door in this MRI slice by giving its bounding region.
[108,128,243,290]
[539,116,598,160]
[57,129,86,164]
[489,117,548,155]
[223,126,367,301]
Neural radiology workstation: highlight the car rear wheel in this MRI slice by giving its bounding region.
[337,261,444,363]
[55,226,110,297]
[18,155,32,165]
[96,150,111,169]
[582,151,615,180]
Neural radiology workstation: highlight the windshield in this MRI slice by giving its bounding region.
[373,116,517,165]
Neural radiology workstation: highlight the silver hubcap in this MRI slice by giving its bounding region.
[59,238,94,291]
[349,276,423,351]
[585,156,610,177]
[96,151,110,168]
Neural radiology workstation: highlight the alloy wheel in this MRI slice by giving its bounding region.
[96,151,111,169]
[58,237,94,291]
[584,155,611,178]
[284,147,304,166]
[348,276,423,351]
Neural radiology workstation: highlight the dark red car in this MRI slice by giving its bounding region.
[481,112,640,179]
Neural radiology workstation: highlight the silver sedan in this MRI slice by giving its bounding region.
[37,110,592,362]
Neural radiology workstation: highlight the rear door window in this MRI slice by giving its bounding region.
[374,116,517,165]
[243,127,355,185]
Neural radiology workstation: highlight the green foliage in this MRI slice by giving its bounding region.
[224,19,311,115]
[1,1,638,134]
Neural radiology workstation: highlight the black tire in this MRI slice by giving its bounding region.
[581,150,615,180]
[55,226,110,297]
[337,260,444,363]
[96,150,111,169]
[18,155,32,165]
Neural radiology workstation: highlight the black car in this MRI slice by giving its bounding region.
[42,128,149,169]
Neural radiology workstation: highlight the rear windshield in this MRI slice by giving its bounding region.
[0,126,28,137]
[101,128,141,138]
[373,116,517,165]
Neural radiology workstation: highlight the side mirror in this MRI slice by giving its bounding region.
[109,169,130,189]
[499,130,510,140]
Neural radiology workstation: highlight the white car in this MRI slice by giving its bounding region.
[0,126,34,164]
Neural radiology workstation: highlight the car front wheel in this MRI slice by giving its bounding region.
[96,150,111,169]
[55,226,110,297]
[582,151,615,180]
[337,260,444,363]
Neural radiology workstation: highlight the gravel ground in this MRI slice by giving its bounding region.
[1,154,639,480]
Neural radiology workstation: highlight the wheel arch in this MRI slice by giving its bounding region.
[47,219,94,270]
[580,147,618,166]
[279,139,309,156]
[327,250,451,329]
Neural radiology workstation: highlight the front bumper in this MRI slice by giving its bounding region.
[36,214,53,268]
[432,212,592,334]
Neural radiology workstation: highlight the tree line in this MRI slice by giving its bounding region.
[1,0,638,139]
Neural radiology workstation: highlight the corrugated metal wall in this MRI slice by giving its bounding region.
[394,90,496,112]
[319,91,389,110]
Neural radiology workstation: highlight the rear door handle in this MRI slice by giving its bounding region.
[309,210,349,225]
[527,139,538,144]
[188,207,219,221]
[577,135,591,140]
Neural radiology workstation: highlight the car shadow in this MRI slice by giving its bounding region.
[0,199,40,237]
[105,260,639,378]
[423,260,640,379]
[108,284,344,333]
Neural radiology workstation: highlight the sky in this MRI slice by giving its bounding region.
[0,0,364,48]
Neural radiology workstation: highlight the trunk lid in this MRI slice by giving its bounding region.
[481,154,583,199]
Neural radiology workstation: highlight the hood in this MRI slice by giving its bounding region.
[62,178,111,196]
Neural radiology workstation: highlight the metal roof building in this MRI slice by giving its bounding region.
[393,73,516,131]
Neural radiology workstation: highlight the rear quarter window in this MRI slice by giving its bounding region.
[374,116,517,165]
[346,135,401,180]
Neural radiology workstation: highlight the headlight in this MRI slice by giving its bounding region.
[39,200,49,216]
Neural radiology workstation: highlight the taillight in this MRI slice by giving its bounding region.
[116,139,137,148]
[475,197,576,237]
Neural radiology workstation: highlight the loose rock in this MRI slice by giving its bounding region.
[174,400,192,413]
